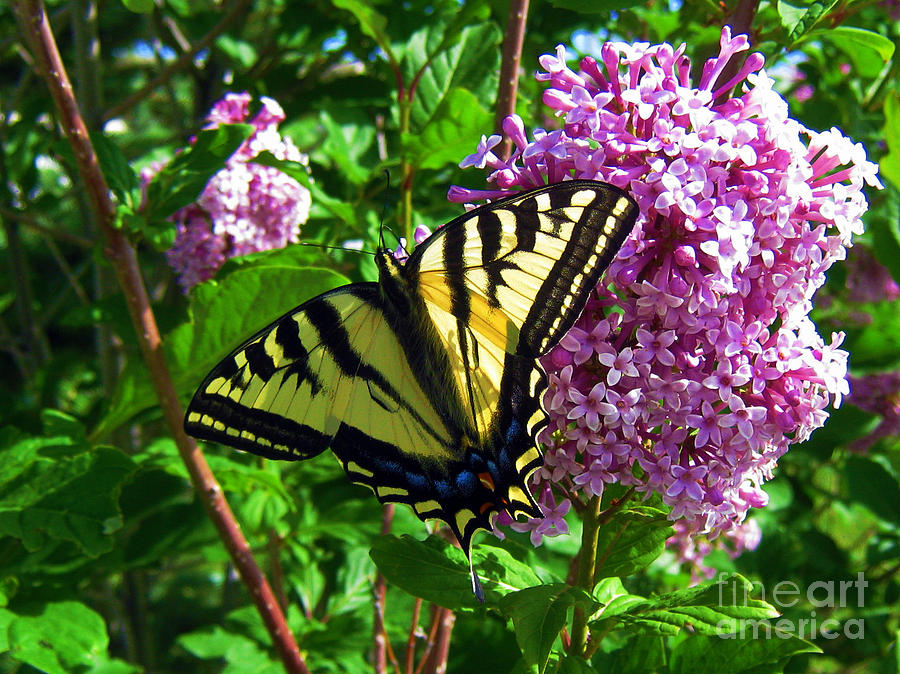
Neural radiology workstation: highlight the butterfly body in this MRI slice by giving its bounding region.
[185,180,638,598]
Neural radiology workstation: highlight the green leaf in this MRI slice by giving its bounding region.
[4,601,111,674]
[777,0,838,44]
[144,123,253,220]
[405,22,501,133]
[595,503,673,579]
[0,428,136,556]
[869,204,900,287]
[592,633,667,672]
[307,180,359,227]
[401,87,492,171]
[592,574,778,637]
[558,653,601,673]
[810,27,894,78]
[319,110,376,185]
[331,0,392,57]
[841,302,900,369]
[95,264,348,437]
[40,409,87,442]
[474,542,544,599]
[500,584,598,673]
[92,133,140,208]
[216,35,258,69]
[879,93,900,191]
[669,632,820,674]
[844,455,900,523]
[122,0,154,12]
[369,534,540,608]
[369,535,482,609]
[179,625,280,672]
[249,150,311,186]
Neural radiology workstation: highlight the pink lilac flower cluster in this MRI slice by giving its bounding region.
[452,27,881,573]
[846,371,900,452]
[155,92,311,290]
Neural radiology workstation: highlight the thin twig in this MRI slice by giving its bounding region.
[494,0,530,159]
[12,3,309,671]
[102,0,251,121]
[413,605,442,674]
[405,597,423,674]
[420,607,455,674]
[373,503,396,674]
[43,235,90,305]
[0,205,94,248]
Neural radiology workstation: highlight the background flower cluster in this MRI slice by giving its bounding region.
[147,92,312,290]
[454,27,881,576]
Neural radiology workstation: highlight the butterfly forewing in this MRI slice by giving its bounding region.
[411,181,638,356]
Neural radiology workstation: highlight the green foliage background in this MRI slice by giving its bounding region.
[1,0,899,672]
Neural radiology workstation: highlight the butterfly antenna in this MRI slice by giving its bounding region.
[298,241,376,257]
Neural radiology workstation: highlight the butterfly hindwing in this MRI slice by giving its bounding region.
[184,284,530,550]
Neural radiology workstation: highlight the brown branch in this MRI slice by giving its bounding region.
[728,0,759,39]
[420,607,455,674]
[713,0,760,103]
[12,3,309,672]
[494,0,530,160]
[413,606,443,674]
[405,597,423,674]
[373,503,396,674]
[102,0,251,121]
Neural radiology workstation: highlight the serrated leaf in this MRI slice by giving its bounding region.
[144,123,253,220]
[593,574,778,638]
[500,584,598,673]
[5,601,110,674]
[0,429,135,556]
[405,22,500,133]
[595,504,673,579]
[401,87,492,170]
[669,632,820,674]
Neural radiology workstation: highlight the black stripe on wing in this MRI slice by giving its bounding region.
[518,183,638,354]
